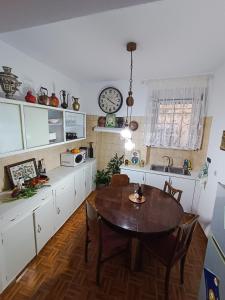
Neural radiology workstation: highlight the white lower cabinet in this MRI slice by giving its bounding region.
[169,176,196,213]
[33,195,55,254]
[54,175,75,231]
[91,160,97,191]
[120,169,145,184]
[120,167,197,213]
[1,213,36,287]
[145,172,169,190]
[0,159,96,294]
[74,167,85,209]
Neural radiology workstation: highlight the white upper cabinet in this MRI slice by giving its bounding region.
[0,102,23,154]
[65,112,86,140]
[0,98,86,157]
[23,106,49,148]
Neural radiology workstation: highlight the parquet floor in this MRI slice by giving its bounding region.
[0,192,207,300]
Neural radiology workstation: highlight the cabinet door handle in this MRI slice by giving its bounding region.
[37,224,42,233]
[10,218,16,222]
[57,207,61,215]
[41,197,46,201]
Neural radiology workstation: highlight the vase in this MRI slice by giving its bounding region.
[0,66,22,98]
[72,97,80,111]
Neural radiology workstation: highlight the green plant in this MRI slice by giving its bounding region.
[95,169,110,186]
[107,153,124,176]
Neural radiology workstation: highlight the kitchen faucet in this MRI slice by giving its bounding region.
[162,155,173,172]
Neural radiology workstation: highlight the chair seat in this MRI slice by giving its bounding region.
[143,233,184,266]
[101,223,129,258]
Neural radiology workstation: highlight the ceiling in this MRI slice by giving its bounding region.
[1,0,225,82]
[0,0,157,33]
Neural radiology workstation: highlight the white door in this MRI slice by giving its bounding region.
[145,173,169,190]
[0,102,23,154]
[169,176,196,212]
[74,167,85,208]
[33,196,55,254]
[23,106,49,148]
[120,169,145,184]
[54,175,75,231]
[1,213,36,285]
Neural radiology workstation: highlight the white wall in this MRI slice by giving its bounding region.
[0,40,80,110]
[197,63,225,234]
[80,80,148,116]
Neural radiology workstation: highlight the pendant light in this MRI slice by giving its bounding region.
[121,42,137,151]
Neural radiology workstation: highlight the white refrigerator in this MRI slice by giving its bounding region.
[198,182,225,299]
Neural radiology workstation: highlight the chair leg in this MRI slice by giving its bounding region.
[180,255,186,285]
[165,267,171,300]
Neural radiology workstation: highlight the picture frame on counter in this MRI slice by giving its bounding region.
[6,158,38,187]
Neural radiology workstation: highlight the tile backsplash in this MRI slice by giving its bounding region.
[0,141,82,192]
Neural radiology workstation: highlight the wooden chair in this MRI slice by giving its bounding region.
[85,200,130,285]
[163,181,183,203]
[142,214,198,300]
[110,174,129,187]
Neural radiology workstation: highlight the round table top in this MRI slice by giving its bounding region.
[95,184,184,235]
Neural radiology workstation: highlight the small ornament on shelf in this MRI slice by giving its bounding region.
[25,90,36,103]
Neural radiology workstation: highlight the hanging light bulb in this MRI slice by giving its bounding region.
[120,125,132,139]
[125,138,135,151]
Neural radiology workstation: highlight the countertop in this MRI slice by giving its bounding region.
[0,158,96,223]
[120,164,200,180]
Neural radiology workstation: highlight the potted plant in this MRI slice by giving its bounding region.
[107,153,124,176]
[95,169,110,189]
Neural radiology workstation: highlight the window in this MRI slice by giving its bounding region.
[145,87,207,150]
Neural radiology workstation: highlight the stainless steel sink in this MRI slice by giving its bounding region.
[150,164,190,176]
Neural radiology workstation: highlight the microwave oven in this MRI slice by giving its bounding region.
[60,150,86,167]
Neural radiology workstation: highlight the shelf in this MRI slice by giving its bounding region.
[94,126,122,134]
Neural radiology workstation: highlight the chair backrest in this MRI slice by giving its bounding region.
[163,181,183,203]
[171,215,198,264]
[85,200,99,235]
[110,174,129,187]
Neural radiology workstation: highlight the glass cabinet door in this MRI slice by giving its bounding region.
[24,106,49,148]
[65,112,85,141]
[0,102,24,154]
[48,109,64,144]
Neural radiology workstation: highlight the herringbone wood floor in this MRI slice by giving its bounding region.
[0,192,207,300]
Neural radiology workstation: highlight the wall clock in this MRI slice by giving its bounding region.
[98,87,123,114]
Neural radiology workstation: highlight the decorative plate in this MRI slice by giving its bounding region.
[129,193,146,203]
[129,120,139,131]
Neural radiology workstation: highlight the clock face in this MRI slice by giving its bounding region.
[98,87,123,114]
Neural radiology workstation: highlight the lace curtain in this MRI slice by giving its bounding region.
[144,78,208,150]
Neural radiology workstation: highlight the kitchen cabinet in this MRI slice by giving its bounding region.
[120,166,197,213]
[91,160,97,191]
[23,105,49,148]
[84,164,92,198]
[0,98,86,158]
[0,213,36,287]
[54,175,75,231]
[169,176,196,212]
[120,169,145,184]
[0,102,23,154]
[33,193,55,254]
[145,172,169,190]
[65,111,86,140]
[74,167,85,209]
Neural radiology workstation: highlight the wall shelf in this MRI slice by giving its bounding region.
[94,126,122,134]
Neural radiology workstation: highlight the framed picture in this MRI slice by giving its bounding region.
[220,130,225,151]
[6,158,38,187]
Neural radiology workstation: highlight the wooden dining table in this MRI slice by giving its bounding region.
[95,183,184,271]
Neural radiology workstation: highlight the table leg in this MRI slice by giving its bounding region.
[130,237,142,271]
